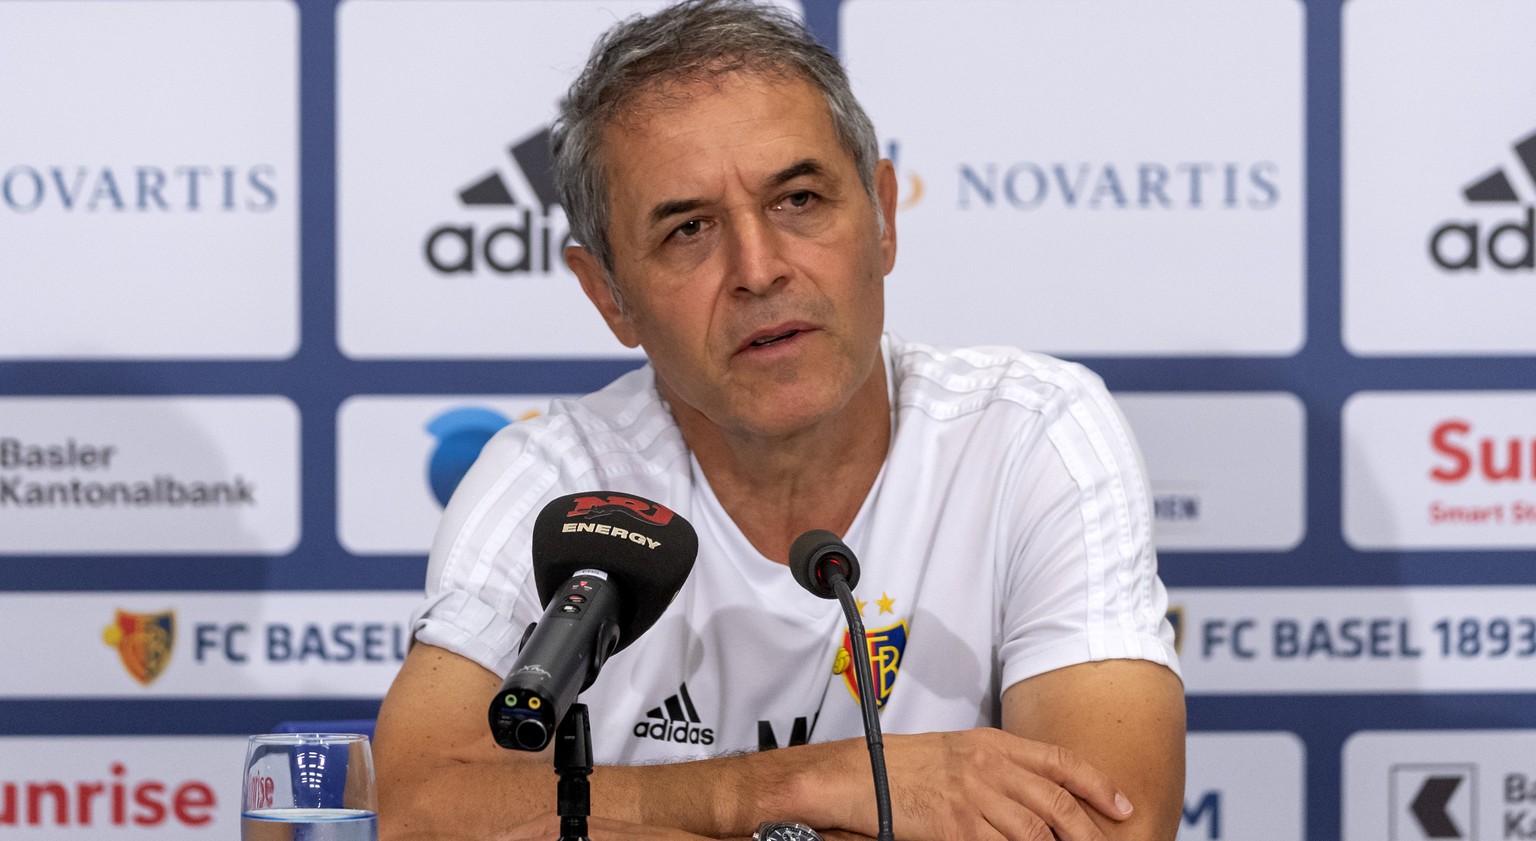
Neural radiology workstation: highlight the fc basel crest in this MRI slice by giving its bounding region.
[102,609,175,686]
[835,620,908,711]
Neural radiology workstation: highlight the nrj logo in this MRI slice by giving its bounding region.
[1428,128,1536,272]
[564,494,675,526]
[422,127,576,276]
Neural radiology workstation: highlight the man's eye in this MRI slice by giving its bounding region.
[784,191,814,208]
[672,219,703,238]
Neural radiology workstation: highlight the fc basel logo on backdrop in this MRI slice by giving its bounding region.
[834,605,908,711]
[101,609,175,686]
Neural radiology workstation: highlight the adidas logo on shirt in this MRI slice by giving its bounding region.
[633,683,715,746]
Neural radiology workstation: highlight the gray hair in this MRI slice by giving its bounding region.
[552,0,882,302]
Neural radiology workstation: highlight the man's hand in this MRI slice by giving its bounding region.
[806,729,1131,841]
[795,660,1183,841]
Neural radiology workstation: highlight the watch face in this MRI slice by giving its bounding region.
[757,823,822,841]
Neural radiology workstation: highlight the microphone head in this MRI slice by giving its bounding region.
[789,529,860,600]
[531,491,698,652]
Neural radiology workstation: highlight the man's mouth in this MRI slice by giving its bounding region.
[749,329,800,348]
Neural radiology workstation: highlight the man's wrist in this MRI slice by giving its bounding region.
[754,821,823,840]
[594,738,862,836]
[761,739,860,833]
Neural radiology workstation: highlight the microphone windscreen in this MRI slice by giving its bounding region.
[531,491,698,651]
[789,529,860,599]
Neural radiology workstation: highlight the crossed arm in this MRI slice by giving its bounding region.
[374,643,1184,841]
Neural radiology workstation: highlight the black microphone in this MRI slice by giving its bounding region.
[789,530,895,841]
[489,492,698,752]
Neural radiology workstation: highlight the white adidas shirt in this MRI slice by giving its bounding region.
[412,335,1179,764]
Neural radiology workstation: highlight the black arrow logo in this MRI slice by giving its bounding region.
[1410,775,1464,839]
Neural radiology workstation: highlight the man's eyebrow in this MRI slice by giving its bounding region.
[645,160,829,227]
[766,159,826,189]
[648,198,707,227]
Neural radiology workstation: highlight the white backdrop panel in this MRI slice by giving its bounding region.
[1172,586,1536,694]
[337,394,568,553]
[843,0,1305,356]
[0,736,246,839]
[1120,392,1306,552]
[1343,391,1536,550]
[1179,732,1305,841]
[1344,0,1536,355]
[0,1,298,359]
[0,397,300,555]
[1343,730,1536,841]
[336,0,799,358]
[0,592,419,698]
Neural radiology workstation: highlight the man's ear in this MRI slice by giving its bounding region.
[566,245,640,348]
[875,158,898,275]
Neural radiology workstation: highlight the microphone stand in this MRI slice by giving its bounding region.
[554,703,593,841]
[831,576,896,841]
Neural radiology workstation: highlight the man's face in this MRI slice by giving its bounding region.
[569,71,897,442]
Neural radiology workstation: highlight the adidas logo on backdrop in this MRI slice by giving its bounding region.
[1429,128,1536,272]
[422,127,576,276]
[633,683,715,746]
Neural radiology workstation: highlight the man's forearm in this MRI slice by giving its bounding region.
[375,644,865,840]
[593,740,858,836]
[377,641,1151,841]
[379,738,860,840]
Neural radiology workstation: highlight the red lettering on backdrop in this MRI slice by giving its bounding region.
[29,782,67,825]
[132,782,166,826]
[75,781,104,825]
[174,782,215,826]
[0,765,218,828]
[1430,419,1472,482]
[1481,438,1523,481]
[565,494,675,525]
[1430,419,1534,483]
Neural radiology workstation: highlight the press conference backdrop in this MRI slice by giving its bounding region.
[2,0,1534,838]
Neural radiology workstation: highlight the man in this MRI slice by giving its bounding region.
[375,2,1185,839]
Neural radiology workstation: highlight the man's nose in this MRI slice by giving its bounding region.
[727,213,790,297]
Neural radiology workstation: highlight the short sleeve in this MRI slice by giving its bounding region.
[994,363,1180,692]
[409,423,560,678]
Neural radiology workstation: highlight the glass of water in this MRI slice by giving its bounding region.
[242,733,378,841]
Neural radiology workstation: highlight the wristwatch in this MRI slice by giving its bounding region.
[753,822,823,841]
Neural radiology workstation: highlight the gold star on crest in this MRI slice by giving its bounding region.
[877,592,896,615]
[855,598,868,616]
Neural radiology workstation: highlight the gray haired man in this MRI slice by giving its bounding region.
[376,3,1185,839]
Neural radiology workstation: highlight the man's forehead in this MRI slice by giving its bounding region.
[599,71,842,180]
[609,65,815,124]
